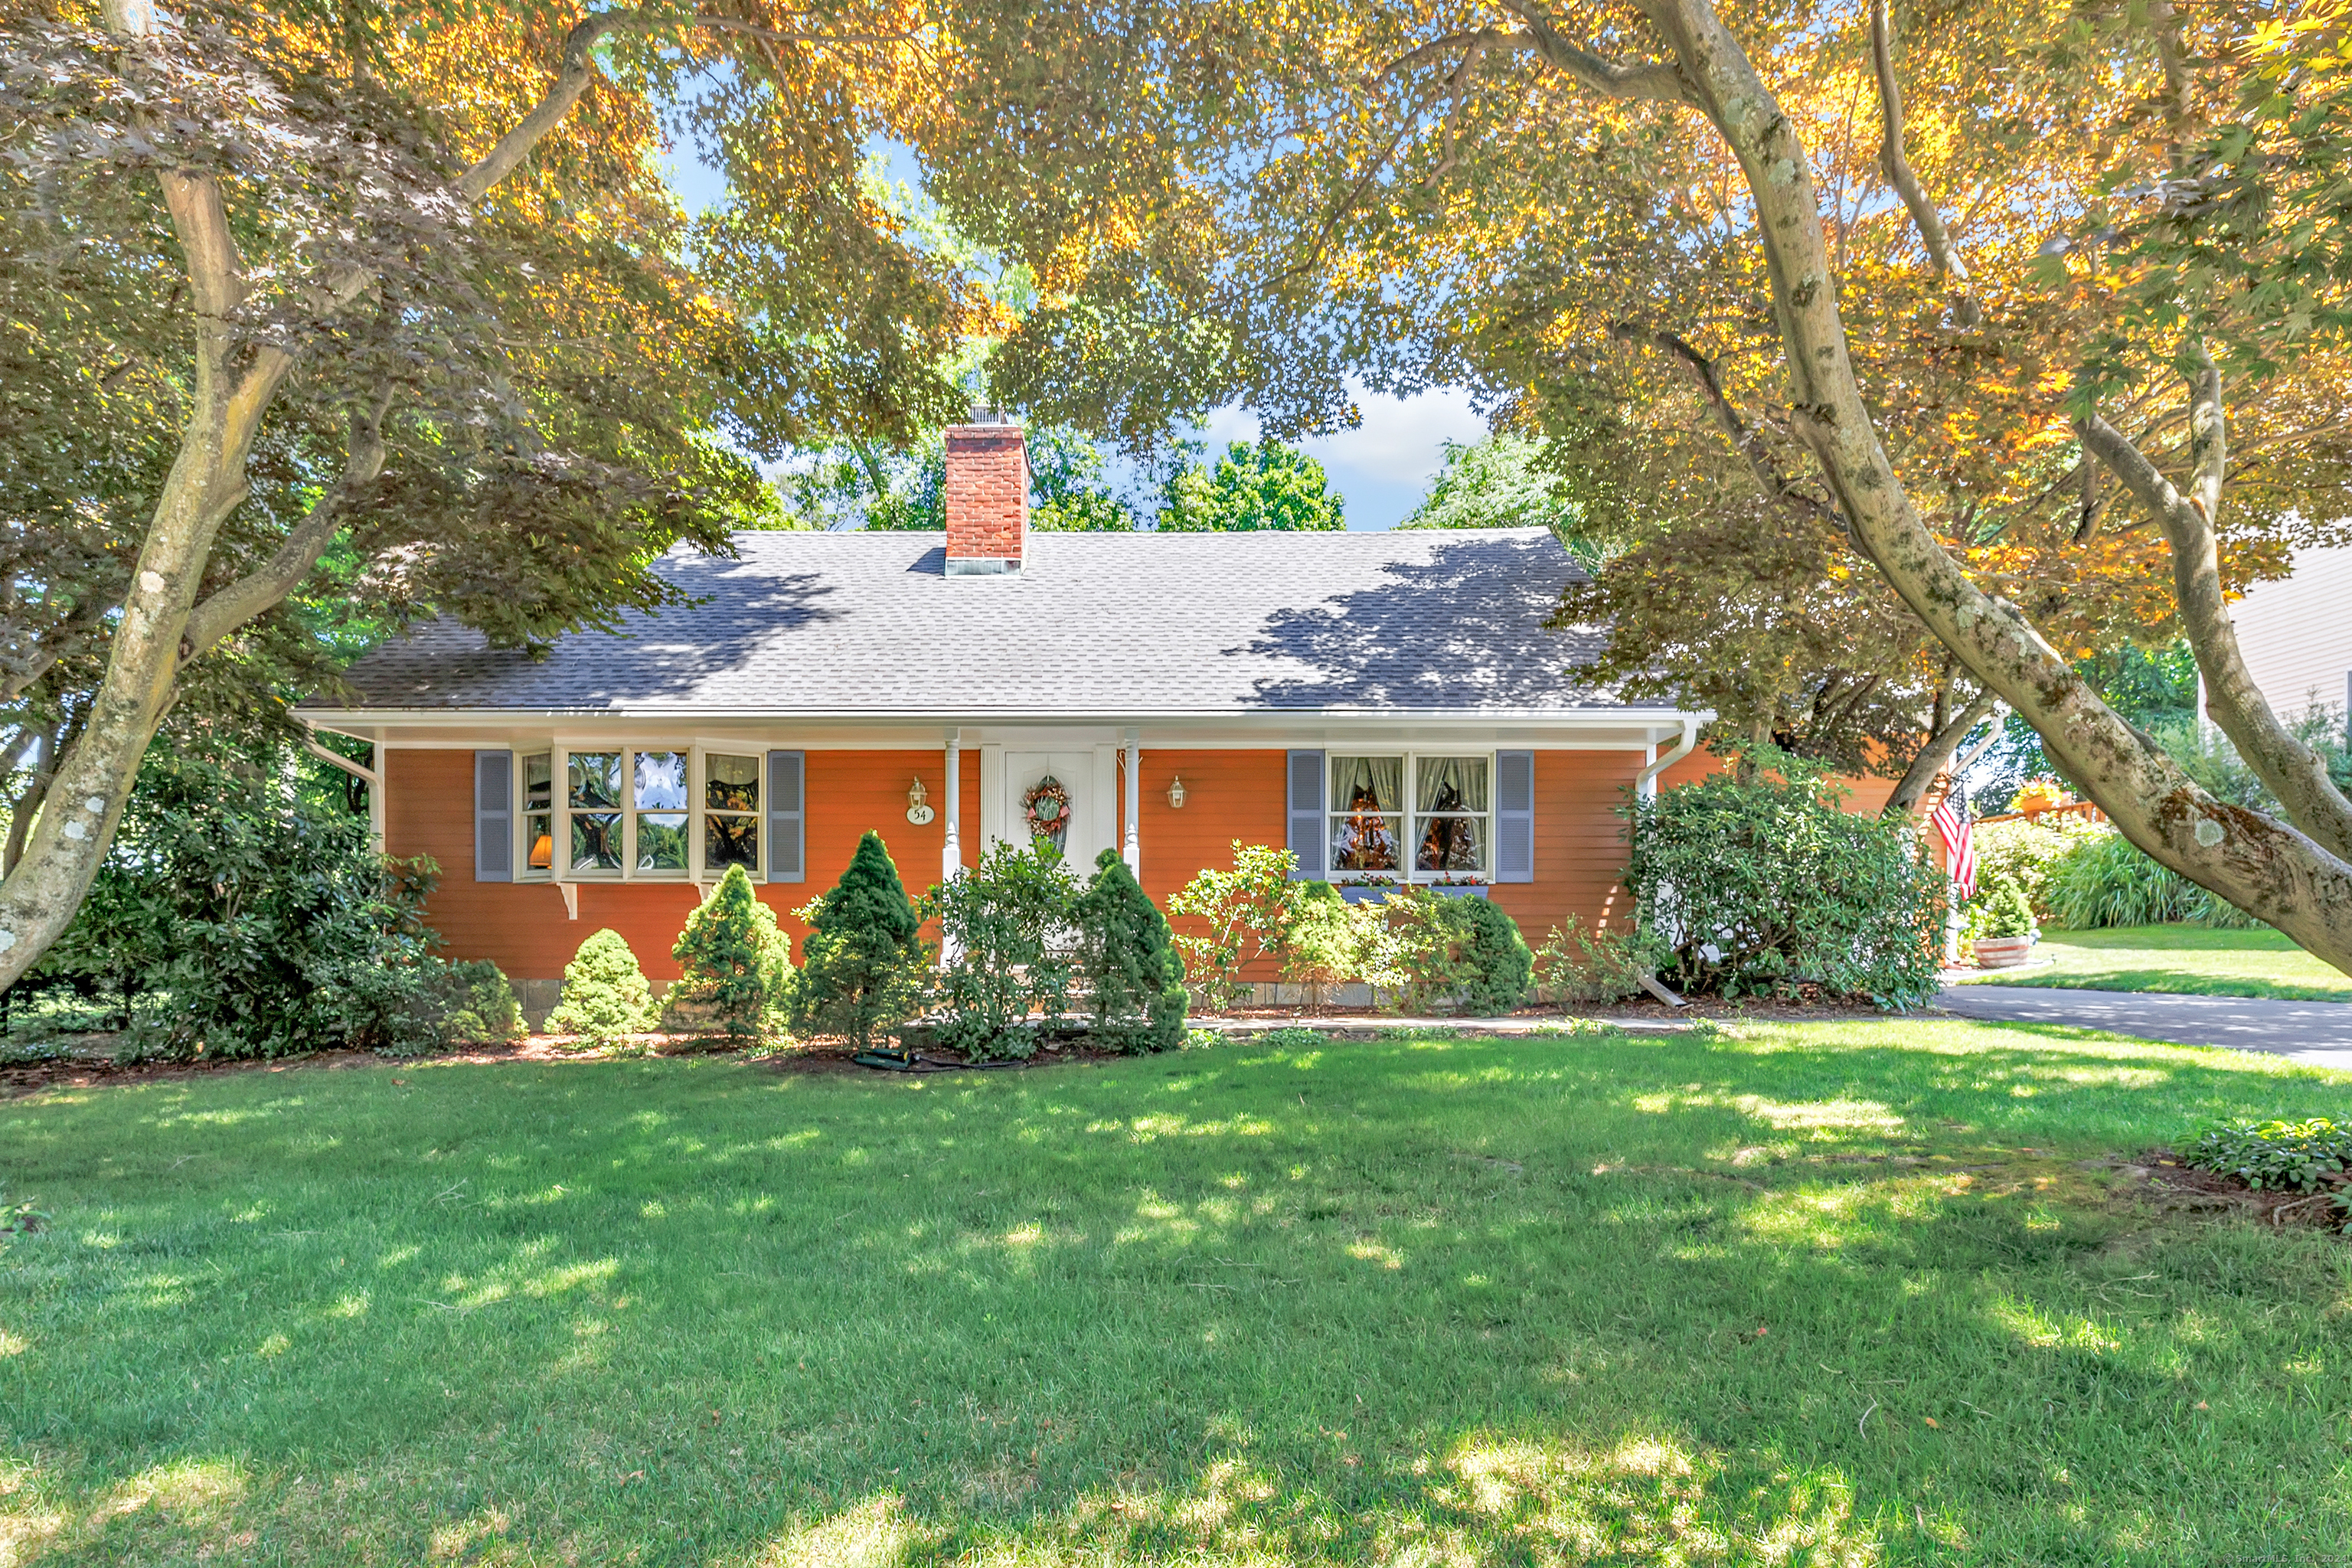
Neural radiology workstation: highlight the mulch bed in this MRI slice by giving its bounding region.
[2111,1148,2352,1230]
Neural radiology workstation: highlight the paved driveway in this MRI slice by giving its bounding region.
[1939,985,2352,1070]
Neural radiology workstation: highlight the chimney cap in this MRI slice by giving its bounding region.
[965,401,1013,426]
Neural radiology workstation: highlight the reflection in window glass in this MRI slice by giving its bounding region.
[569,752,622,810]
[571,812,622,871]
[1328,754,1403,872]
[635,751,687,811]
[637,812,688,871]
[705,814,759,871]
[704,753,760,873]
[524,753,554,871]
[705,753,759,812]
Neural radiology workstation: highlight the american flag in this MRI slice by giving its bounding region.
[1931,786,1977,900]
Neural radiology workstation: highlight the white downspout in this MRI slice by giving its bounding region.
[1632,717,1700,801]
[1628,717,1700,1008]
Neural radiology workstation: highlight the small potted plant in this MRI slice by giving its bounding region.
[1969,877,2040,969]
[2013,779,2069,816]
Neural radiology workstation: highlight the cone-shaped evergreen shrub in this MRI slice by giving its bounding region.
[1449,895,1533,1014]
[548,929,658,1046]
[671,864,795,1041]
[1076,848,1187,1052]
[791,830,926,1049]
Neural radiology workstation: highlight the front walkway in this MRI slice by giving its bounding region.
[1936,985,2352,1070]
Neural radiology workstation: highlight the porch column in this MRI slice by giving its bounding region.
[1122,727,1141,877]
[942,730,962,882]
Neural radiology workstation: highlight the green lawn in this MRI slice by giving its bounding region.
[4,1023,2350,1566]
[1958,923,2352,1001]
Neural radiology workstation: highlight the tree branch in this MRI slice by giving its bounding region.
[1609,321,1841,528]
[179,391,393,664]
[1500,5,1692,103]
[1868,0,1979,328]
[1884,688,2000,821]
[2076,366,2352,860]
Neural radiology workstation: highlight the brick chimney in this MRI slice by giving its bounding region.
[943,409,1027,576]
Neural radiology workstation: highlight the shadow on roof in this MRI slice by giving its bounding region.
[1242,534,1594,709]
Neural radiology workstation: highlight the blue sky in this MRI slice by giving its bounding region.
[658,136,1481,530]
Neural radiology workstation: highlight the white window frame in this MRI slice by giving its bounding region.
[517,743,770,884]
[1324,750,1496,885]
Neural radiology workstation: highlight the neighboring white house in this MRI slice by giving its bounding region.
[2226,544,2352,738]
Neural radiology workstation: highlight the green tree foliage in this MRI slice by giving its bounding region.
[922,839,1076,1059]
[671,865,795,1042]
[548,929,659,1047]
[0,1,988,988]
[13,739,452,1058]
[920,0,2352,957]
[1158,441,1343,532]
[783,423,1135,532]
[1625,751,1948,1009]
[1074,848,1187,1052]
[792,830,926,1048]
[1400,435,1603,563]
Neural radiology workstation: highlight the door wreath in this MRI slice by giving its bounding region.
[1021,775,1072,850]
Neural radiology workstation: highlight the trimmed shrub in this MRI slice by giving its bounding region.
[1074,848,1187,1052]
[1379,890,1530,1015]
[2044,830,2261,930]
[1624,751,1946,1009]
[436,959,525,1046]
[792,830,926,1049]
[1974,876,2038,940]
[1166,843,1302,1011]
[671,865,795,1041]
[549,929,659,1046]
[924,838,1076,1060]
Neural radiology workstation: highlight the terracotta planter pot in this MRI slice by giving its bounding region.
[1972,935,2036,969]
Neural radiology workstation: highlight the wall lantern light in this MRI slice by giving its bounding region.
[906,775,935,825]
[1167,775,1187,808]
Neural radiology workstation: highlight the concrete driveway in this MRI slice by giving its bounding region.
[1938,985,2352,1070]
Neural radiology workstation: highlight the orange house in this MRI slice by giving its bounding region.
[300,416,1713,1008]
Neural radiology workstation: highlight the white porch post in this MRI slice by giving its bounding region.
[1122,727,1141,877]
[942,730,962,882]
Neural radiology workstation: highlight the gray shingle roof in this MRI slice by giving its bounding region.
[318,528,1627,716]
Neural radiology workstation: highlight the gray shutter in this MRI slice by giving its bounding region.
[768,750,805,882]
[1286,749,1325,880]
[474,750,513,883]
[1495,750,1534,884]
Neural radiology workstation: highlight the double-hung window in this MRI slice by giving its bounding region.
[1326,753,1492,881]
[516,746,768,881]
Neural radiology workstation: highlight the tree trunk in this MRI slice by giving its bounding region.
[1635,0,2352,972]
[1883,689,1999,822]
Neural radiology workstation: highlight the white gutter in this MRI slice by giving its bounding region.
[1631,714,1704,799]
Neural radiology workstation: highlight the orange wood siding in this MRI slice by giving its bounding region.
[390,741,1905,985]
[1488,750,1645,941]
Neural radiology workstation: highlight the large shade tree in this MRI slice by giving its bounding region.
[0,0,985,985]
[920,0,2352,969]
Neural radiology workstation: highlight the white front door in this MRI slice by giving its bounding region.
[1002,750,1103,866]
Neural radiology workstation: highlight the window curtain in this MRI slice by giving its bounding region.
[1333,755,1403,813]
[1416,756,1488,814]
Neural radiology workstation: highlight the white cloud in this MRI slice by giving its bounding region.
[1302,386,1488,486]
